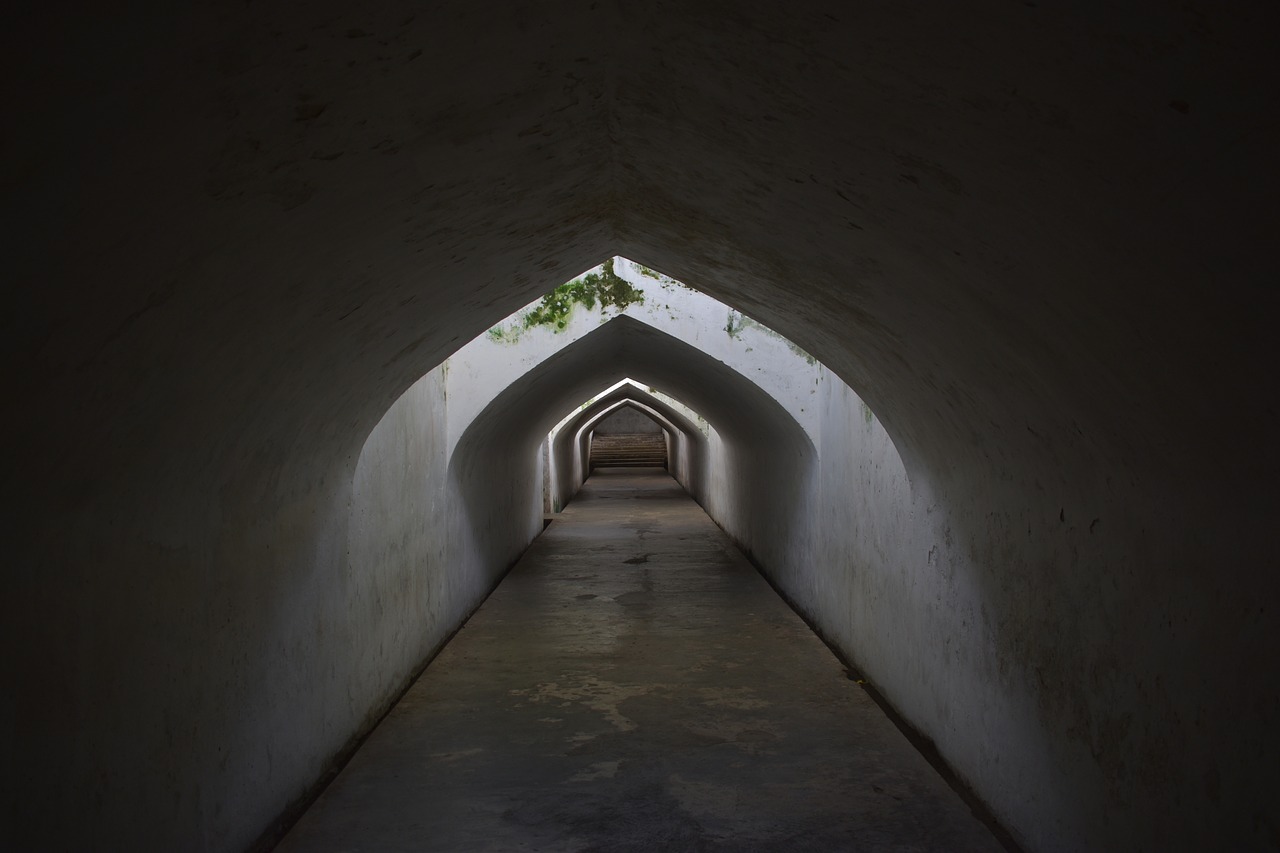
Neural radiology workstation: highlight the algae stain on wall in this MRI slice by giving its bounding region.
[522,258,644,332]
[486,258,646,341]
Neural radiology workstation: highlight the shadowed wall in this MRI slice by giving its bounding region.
[6,2,1278,850]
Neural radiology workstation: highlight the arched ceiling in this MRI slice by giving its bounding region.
[575,401,671,444]
[452,316,811,473]
[6,6,1278,850]
[586,400,667,434]
[556,385,704,457]
[9,0,1276,551]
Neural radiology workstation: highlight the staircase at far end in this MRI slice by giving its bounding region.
[589,433,667,468]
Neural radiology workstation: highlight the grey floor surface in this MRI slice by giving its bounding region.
[276,468,1004,852]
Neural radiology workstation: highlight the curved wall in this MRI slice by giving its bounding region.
[7,3,1278,851]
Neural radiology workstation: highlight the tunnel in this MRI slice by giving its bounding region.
[548,380,710,512]
[586,405,668,470]
[6,2,1279,851]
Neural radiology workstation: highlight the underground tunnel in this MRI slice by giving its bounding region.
[309,264,943,848]
[6,2,1279,851]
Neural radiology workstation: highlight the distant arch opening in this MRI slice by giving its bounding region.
[588,403,668,469]
[548,380,709,512]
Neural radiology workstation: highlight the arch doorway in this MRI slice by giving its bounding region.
[588,404,668,469]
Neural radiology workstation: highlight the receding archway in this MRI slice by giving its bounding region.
[10,4,1276,850]
[550,382,710,512]
[449,315,818,583]
[587,403,666,469]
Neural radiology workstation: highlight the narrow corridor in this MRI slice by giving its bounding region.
[277,469,1003,851]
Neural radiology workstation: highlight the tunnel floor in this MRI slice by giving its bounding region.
[277,468,1003,852]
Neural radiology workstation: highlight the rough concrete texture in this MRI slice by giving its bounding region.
[6,1,1279,851]
[278,469,1003,852]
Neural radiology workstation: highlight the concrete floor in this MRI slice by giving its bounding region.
[277,469,1004,852]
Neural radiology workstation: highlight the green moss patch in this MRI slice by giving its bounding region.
[523,258,645,332]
